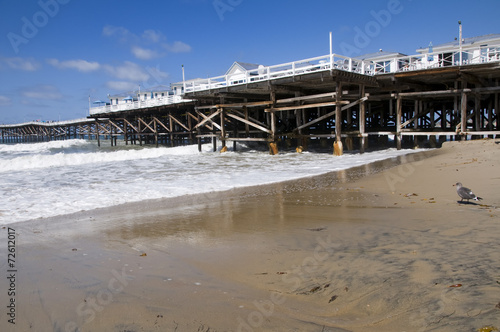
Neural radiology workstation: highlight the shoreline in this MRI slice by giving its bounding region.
[1,139,499,331]
[0,142,424,226]
[6,146,431,230]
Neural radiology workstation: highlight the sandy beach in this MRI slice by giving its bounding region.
[1,138,499,332]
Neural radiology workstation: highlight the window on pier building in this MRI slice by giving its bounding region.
[375,61,391,73]
[481,45,500,61]
[490,47,500,60]
[481,45,488,62]
[439,53,453,66]
[453,51,469,65]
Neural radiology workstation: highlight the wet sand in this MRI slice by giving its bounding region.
[1,139,499,332]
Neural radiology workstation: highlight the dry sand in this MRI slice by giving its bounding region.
[1,139,499,332]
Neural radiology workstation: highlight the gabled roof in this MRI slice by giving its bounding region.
[225,61,261,76]
[108,91,136,99]
[108,85,172,99]
[170,79,203,88]
[416,33,500,53]
[355,50,407,61]
[141,85,170,92]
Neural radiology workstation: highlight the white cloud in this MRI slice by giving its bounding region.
[145,65,169,83]
[103,61,150,82]
[22,85,63,100]
[102,25,134,43]
[131,46,161,60]
[142,29,164,43]
[0,95,12,106]
[1,57,40,71]
[163,41,192,53]
[102,25,191,59]
[102,63,170,92]
[106,81,139,92]
[47,58,100,72]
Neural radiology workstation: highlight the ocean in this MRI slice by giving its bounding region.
[0,139,419,225]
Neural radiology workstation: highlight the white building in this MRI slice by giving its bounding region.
[351,34,500,74]
[416,33,500,67]
[108,85,174,105]
[107,92,136,106]
[355,50,408,73]
[225,62,263,84]
[137,85,173,101]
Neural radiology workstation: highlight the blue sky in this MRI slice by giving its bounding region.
[0,0,499,124]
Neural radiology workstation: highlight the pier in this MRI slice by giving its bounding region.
[1,34,499,153]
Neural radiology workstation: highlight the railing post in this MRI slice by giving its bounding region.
[459,21,463,65]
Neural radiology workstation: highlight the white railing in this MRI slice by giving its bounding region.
[89,94,190,116]
[0,118,95,128]
[183,54,365,93]
[184,42,500,92]
[362,43,499,74]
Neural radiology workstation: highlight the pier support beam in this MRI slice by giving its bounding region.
[396,95,402,150]
[95,120,101,147]
[359,84,366,153]
[460,83,468,140]
[221,108,226,149]
[334,81,343,156]
[124,118,128,145]
[154,118,159,147]
[269,110,278,155]
[495,92,499,131]
[474,94,481,139]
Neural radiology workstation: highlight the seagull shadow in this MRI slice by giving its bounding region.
[457,200,480,205]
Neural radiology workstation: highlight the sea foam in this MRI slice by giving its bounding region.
[0,140,420,225]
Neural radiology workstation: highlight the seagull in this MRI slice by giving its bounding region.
[454,182,483,203]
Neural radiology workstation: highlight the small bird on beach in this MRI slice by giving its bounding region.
[454,182,483,203]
